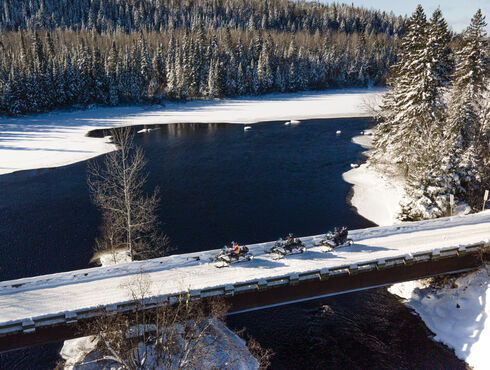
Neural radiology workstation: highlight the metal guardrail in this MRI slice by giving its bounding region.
[0,242,487,338]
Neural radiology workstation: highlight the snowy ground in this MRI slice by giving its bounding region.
[0,88,384,176]
[389,266,489,369]
[342,129,405,226]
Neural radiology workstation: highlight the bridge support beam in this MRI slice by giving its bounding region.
[225,251,486,314]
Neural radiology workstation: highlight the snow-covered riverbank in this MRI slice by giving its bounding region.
[342,130,404,226]
[345,120,489,370]
[0,88,384,176]
[389,266,489,370]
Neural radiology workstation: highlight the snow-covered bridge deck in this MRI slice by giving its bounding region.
[0,212,489,350]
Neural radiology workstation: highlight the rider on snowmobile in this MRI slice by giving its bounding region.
[285,233,295,251]
[232,242,240,256]
[339,226,348,244]
[333,227,341,246]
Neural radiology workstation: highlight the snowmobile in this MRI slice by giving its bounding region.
[267,235,306,259]
[212,244,253,268]
[314,229,353,251]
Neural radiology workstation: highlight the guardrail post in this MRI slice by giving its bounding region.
[457,246,466,256]
[22,319,35,334]
[404,253,414,265]
[257,279,268,291]
[431,249,441,261]
[320,268,330,280]
[349,264,359,275]
[289,273,299,285]
[65,312,78,324]
[224,285,235,297]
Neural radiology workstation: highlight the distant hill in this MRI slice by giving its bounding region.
[0,0,404,115]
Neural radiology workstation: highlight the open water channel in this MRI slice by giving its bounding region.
[0,118,466,368]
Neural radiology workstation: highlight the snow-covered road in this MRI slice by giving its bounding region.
[0,211,488,329]
[0,88,383,175]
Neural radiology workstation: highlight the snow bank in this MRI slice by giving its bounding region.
[0,88,384,176]
[342,127,405,226]
[343,163,404,226]
[389,266,490,369]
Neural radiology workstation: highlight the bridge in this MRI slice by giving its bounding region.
[0,211,489,351]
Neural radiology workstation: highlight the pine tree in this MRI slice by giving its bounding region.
[374,6,457,219]
[107,41,120,106]
[373,6,448,170]
[445,9,489,208]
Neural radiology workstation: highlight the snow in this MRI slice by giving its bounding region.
[96,249,132,267]
[0,211,488,330]
[342,127,405,226]
[389,266,490,369]
[343,163,405,226]
[60,319,259,369]
[351,128,374,149]
[0,88,384,176]
[60,336,98,370]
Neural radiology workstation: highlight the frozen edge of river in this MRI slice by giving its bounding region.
[0,88,384,176]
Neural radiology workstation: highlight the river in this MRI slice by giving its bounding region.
[0,118,466,368]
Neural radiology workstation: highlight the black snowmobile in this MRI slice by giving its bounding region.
[267,234,306,259]
[314,227,353,251]
[212,244,253,268]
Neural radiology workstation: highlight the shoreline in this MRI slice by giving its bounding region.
[342,131,404,226]
[0,88,384,176]
[344,128,489,369]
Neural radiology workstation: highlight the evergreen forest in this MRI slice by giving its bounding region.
[0,0,403,115]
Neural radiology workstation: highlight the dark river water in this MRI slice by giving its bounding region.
[0,118,466,369]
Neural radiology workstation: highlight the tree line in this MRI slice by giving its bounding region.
[372,7,489,220]
[0,0,404,35]
[0,0,402,116]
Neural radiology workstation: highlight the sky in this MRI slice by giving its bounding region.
[318,1,489,32]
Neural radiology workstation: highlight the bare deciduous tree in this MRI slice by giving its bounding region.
[88,127,169,261]
[84,274,233,369]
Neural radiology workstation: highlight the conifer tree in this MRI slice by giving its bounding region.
[445,9,489,208]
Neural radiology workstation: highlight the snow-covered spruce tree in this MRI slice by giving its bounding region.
[444,9,489,209]
[373,6,449,171]
[373,6,456,220]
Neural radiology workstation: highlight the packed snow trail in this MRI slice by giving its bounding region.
[0,88,383,175]
[0,211,488,330]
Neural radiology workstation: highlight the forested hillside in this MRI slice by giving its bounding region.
[0,0,403,115]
